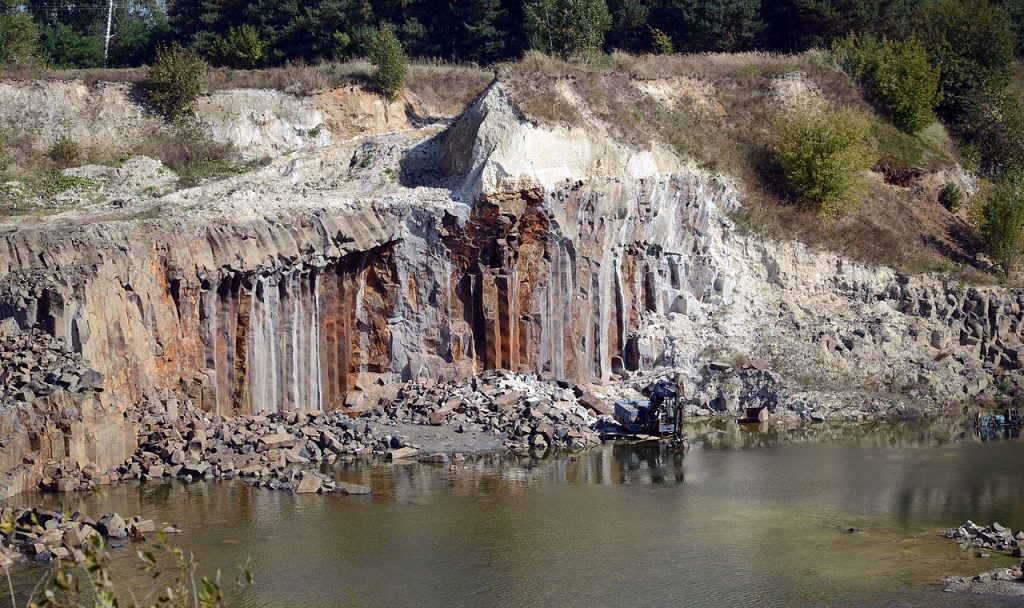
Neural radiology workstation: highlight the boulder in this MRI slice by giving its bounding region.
[294,474,322,494]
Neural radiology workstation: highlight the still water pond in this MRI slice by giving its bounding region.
[6,418,1024,607]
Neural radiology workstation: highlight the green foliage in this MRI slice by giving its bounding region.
[525,0,612,59]
[214,24,267,69]
[141,44,206,121]
[0,10,40,66]
[977,171,1024,275]
[0,132,10,173]
[39,23,103,69]
[109,15,171,68]
[771,99,879,218]
[20,531,251,608]
[940,182,963,212]
[834,33,941,133]
[917,0,1015,120]
[650,27,673,55]
[48,136,81,168]
[652,0,763,53]
[956,90,1024,175]
[366,25,407,102]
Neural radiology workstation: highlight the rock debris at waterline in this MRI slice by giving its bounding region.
[0,507,180,565]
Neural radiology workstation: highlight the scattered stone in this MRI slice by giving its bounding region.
[0,507,169,565]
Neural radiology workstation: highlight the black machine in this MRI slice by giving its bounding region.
[612,379,685,441]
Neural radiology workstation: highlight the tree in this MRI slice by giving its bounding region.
[606,0,650,52]
[771,99,879,218]
[650,27,673,54]
[367,25,407,102]
[0,10,40,66]
[457,0,511,64]
[525,0,611,58]
[834,33,941,133]
[653,0,763,53]
[214,24,267,69]
[141,44,206,121]
[957,91,1024,175]
[979,171,1024,276]
[916,0,1015,120]
[995,0,1024,55]
[108,10,171,67]
[40,23,104,69]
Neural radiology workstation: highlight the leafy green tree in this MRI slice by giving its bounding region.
[995,0,1024,55]
[978,171,1024,276]
[141,44,206,121]
[367,25,407,102]
[0,10,41,66]
[771,99,879,218]
[214,24,267,68]
[916,0,1015,120]
[834,33,941,133]
[109,12,171,67]
[525,0,611,58]
[957,91,1024,175]
[40,23,104,69]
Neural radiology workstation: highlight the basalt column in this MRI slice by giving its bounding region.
[198,249,395,415]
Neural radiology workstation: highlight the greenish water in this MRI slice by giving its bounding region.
[5,418,1024,607]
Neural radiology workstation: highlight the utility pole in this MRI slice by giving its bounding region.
[104,0,114,65]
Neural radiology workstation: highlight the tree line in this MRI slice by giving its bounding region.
[1,0,1023,70]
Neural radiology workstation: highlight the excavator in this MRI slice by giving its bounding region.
[610,379,687,446]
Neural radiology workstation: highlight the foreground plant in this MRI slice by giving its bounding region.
[5,531,250,608]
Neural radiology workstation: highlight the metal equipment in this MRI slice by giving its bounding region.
[975,408,1022,430]
[612,379,685,441]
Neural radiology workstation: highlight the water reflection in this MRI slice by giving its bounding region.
[3,415,1023,608]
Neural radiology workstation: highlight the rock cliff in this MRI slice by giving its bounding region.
[0,76,1020,496]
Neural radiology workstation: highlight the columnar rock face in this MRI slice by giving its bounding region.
[0,79,1022,496]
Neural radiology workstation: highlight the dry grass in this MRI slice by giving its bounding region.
[496,50,982,279]
[0,58,493,112]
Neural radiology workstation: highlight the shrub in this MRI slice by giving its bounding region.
[939,182,963,212]
[651,27,673,55]
[771,99,879,218]
[0,10,40,66]
[917,0,1015,120]
[871,36,941,133]
[215,24,267,69]
[141,44,206,121]
[0,132,10,173]
[48,136,81,168]
[977,171,1024,276]
[834,33,941,133]
[366,25,408,102]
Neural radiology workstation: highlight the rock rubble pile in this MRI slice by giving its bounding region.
[0,507,176,564]
[944,521,1024,557]
[383,370,604,452]
[0,329,104,406]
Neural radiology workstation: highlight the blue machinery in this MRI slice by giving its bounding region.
[611,380,685,441]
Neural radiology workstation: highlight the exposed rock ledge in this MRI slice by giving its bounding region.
[0,79,1020,497]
